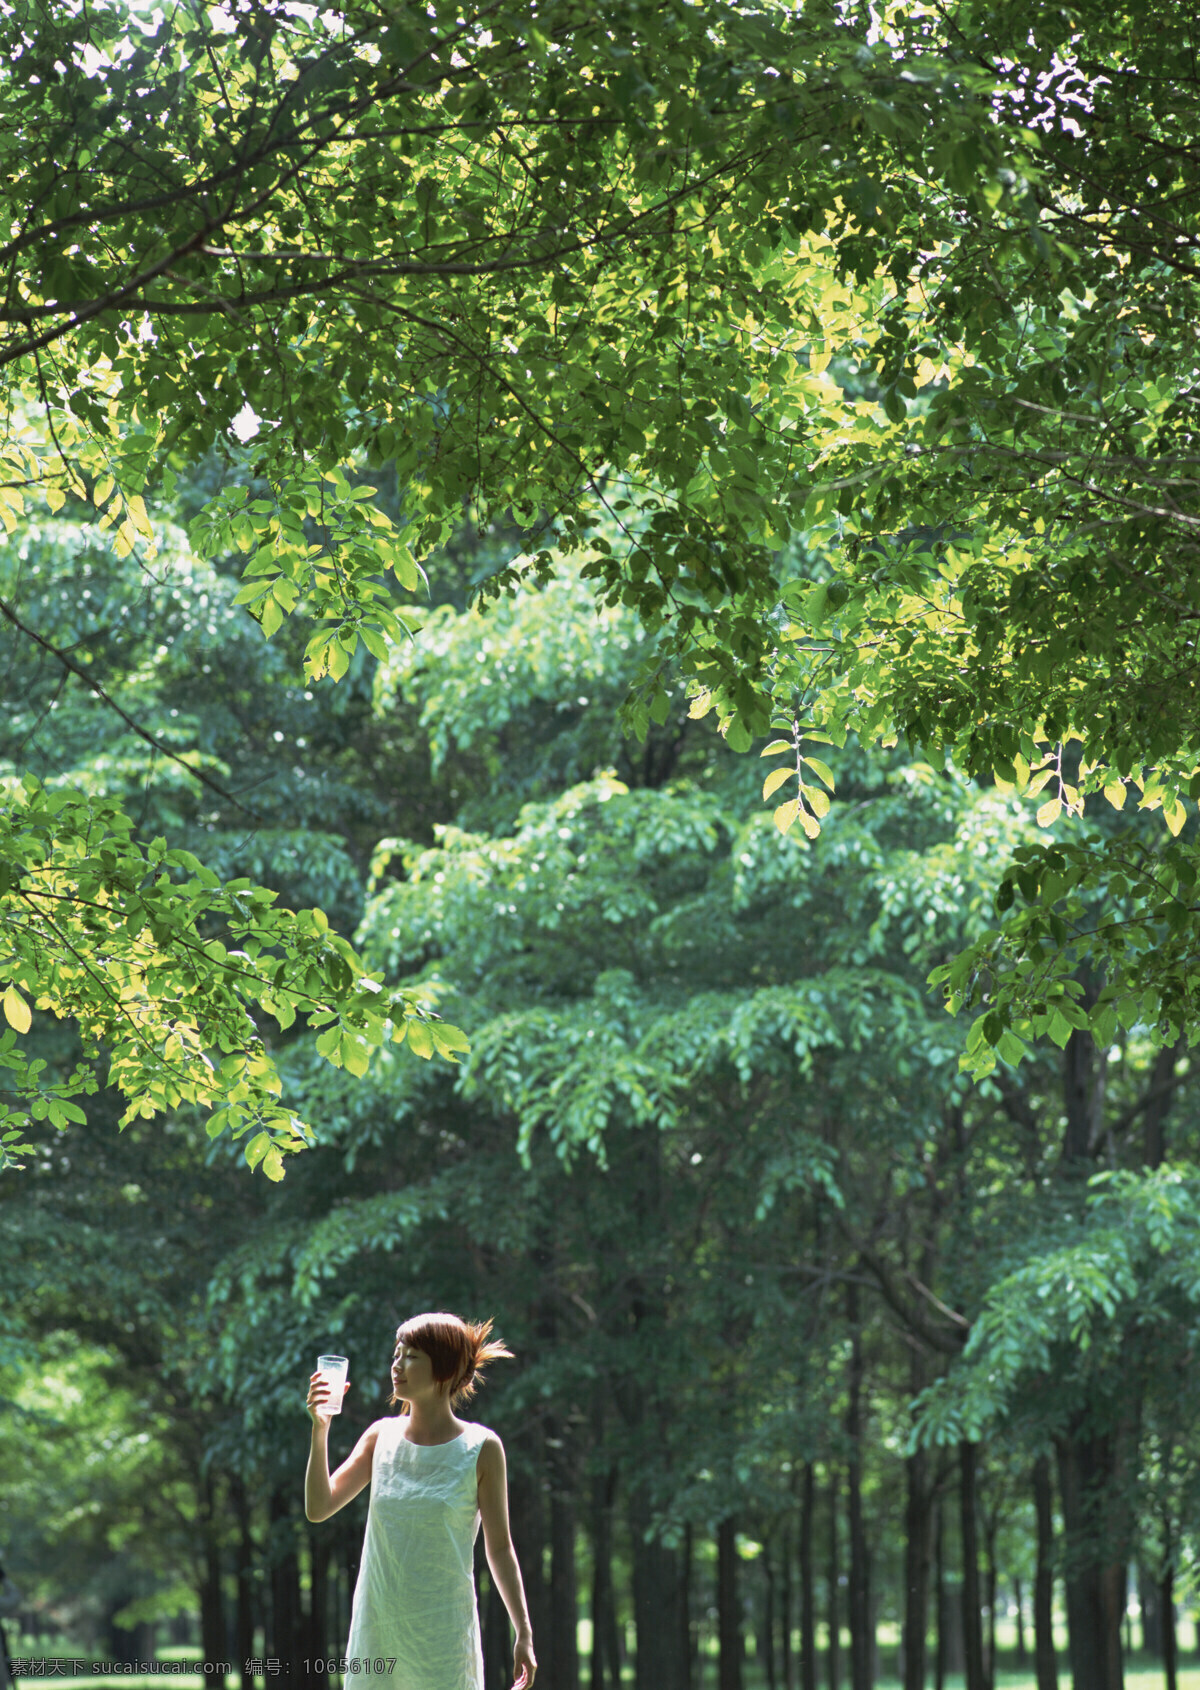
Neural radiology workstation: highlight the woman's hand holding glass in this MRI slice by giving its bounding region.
[306,1364,350,1426]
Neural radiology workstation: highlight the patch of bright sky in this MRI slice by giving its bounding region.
[230,403,263,444]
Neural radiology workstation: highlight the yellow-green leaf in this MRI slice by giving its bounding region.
[262,1145,286,1181]
[432,1023,471,1061]
[341,1035,371,1078]
[1036,797,1061,828]
[93,474,115,508]
[406,1020,435,1059]
[763,766,793,801]
[1164,799,1187,837]
[773,798,800,835]
[1103,780,1127,810]
[392,547,420,591]
[801,755,835,790]
[126,493,153,536]
[760,739,793,757]
[45,485,66,513]
[3,986,31,1034]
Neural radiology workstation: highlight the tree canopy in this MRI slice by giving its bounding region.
[2,0,1199,1164]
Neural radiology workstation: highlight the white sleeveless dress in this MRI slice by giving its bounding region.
[346,1417,489,1690]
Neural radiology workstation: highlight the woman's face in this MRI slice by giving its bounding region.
[392,1336,439,1400]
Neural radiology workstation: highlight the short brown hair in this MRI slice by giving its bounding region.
[390,1311,512,1407]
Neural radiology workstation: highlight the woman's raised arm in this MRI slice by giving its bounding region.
[305,1371,380,1522]
[478,1432,536,1687]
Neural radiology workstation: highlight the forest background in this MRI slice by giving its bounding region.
[3,2,1200,1690]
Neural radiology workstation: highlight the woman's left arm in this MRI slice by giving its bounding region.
[478,1433,536,1689]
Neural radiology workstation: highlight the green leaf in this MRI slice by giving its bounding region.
[431,1023,470,1060]
[1046,1010,1073,1049]
[996,1029,1026,1067]
[244,1132,271,1171]
[803,584,829,627]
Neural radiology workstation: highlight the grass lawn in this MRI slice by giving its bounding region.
[8,1638,1198,1687]
[10,1669,1200,1688]
[9,1673,1200,1688]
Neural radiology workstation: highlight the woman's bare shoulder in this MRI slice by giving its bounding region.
[350,1417,391,1454]
[474,1427,505,1469]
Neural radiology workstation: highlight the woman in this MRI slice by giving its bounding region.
[305,1311,537,1690]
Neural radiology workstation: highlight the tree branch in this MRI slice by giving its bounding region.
[0,595,262,822]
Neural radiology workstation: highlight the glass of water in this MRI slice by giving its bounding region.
[316,1353,349,1414]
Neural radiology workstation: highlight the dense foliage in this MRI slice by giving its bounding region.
[4,5,1200,1690]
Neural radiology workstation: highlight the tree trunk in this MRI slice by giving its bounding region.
[903,1429,933,1690]
[827,1475,841,1690]
[268,1488,302,1668]
[1014,1578,1027,1666]
[306,1531,330,1689]
[232,1476,257,1688]
[984,1515,998,1690]
[612,1137,689,1690]
[799,1465,816,1690]
[1143,1039,1183,1169]
[549,1449,580,1690]
[1055,1432,1125,1690]
[106,1599,154,1669]
[631,1493,690,1690]
[934,1498,947,1690]
[1140,1568,1163,1657]
[1056,1019,1128,1690]
[764,1537,778,1690]
[718,1518,744,1690]
[1062,1027,1105,1169]
[959,1443,986,1690]
[1033,1457,1059,1690]
[199,1470,228,1687]
[590,1465,622,1690]
[845,1286,871,1690]
[1162,1566,1177,1690]
[686,1525,700,1690]
[780,1520,794,1690]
